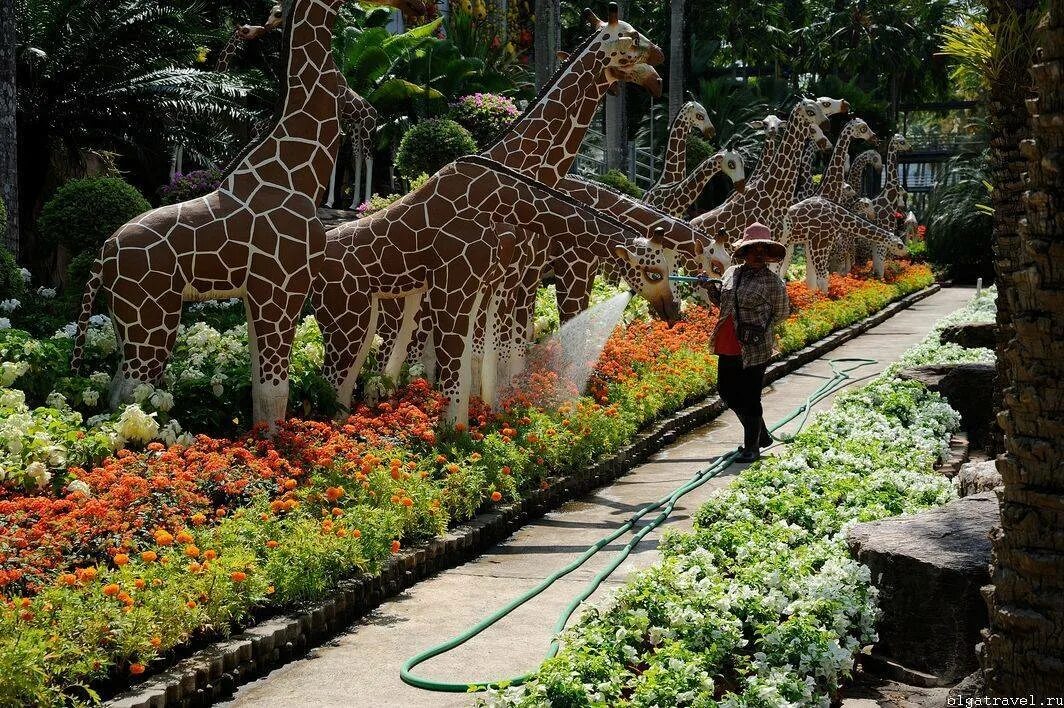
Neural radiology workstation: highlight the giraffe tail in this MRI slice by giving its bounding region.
[70,257,104,375]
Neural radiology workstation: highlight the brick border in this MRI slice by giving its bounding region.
[108,283,941,707]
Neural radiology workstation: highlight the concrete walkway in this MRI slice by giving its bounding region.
[224,286,974,708]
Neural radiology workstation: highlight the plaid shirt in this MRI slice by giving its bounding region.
[709,264,790,368]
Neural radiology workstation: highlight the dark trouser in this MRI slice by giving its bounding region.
[717,354,769,453]
[717,354,767,420]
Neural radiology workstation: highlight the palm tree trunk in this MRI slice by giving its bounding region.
[0,0,19,256]
[533,0,553,91]
[984,0,1039,456]
[668,0,685,122]
[981,0,1064,695]
[605,0,628,172]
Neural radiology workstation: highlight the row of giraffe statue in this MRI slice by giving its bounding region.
[71,0,918,431]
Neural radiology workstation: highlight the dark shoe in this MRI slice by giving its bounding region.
[737,447,760,463]
[759,419,773,448]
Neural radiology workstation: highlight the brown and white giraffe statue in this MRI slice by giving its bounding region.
[312,157,679,420]
[819,118,878,204]
[793,138,820,202]
[643,149,746,218]
[827,148,883,273]
[235,4,378,209]
[379,5,665,388]
[645,100,715,193]
[784,196,906,292]
[691,98,838,272]
[73,0,344,428]
[867,133,911,277]
[847,148,882,197]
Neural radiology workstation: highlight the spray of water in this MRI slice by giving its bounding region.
[515,291,633,405]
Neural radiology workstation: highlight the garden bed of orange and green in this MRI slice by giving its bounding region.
[0,263,932,705]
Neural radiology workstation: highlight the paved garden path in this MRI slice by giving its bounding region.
[224,286,975,708]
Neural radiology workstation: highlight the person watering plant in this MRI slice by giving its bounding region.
[700,222,789,462]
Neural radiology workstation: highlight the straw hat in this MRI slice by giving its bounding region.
[733,222,786,262]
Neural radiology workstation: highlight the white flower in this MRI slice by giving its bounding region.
[26,461,51,487]
[149,390,174,412]
[81,389,100,407]
[117,404,159,444]
[19,268,31,284]
[36,286,57,299]
[132,383,154,404]
[0,299,19,313]
[45,391,67,409]
[1,361,29,386]
[89,314,110,327]
[55,323,77,338]
[0,317,9,330]
[89,372,110,387]
[67,479,92,496]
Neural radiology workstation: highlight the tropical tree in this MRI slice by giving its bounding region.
[15,0,255,254]
[982,0,1064,695]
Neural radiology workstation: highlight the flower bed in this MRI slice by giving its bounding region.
[0,264,932,705]
[483,289,992,708]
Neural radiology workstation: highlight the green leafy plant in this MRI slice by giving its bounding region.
[923,151,994,282]
[36,177,150,255]
[449,92,520,147]
[589,169,644,199]
[394,119,477,180]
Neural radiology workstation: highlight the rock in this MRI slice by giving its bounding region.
[956,459,1002,497]
[897,363,995,447]
[846,492,998,684]
[939,322,997,350]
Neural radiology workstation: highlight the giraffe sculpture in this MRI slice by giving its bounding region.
[847,148,882,196]
[793,139,820,202]
[234,4,378,209]
[691,98,837,272]
[867,133,912,277]
[72,0,344,428]
[746,114,786,184]
[643,149,746,218]
[379,5,665,387]
[784,196,906,292]
[827,148,883,273]
[312,157,679,420]
[645,100,715,194]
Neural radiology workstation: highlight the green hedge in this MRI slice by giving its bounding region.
[395,119,478,180]
[37,177,151,255]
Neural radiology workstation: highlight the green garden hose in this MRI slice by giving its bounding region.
[400,357,879,693]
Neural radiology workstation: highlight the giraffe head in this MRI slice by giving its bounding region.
[749,114,786,138]
[678,101,715,138]
[613,232,681,325]
[696,229,733,278]
[844,118,879,146]
[237,2,285,40]
[584,4,665,96]
[791,99,833,149]
[709,149,746,192]
[815,96,850,118]
[890,133,912,153]
[855,197,876,220]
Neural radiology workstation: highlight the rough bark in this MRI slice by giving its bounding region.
[668,0,685,122]
[981,0,1064,696]
[0,0,19,256]
[533,0,556,91]
[604,0,628,171]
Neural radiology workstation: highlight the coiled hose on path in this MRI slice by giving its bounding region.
[401,357,879,693]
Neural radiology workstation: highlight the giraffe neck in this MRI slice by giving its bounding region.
[851,215,898,246]
[821,127,858,201]
[655,115,692,186]
[671,157,721,205]
[883,141,902,194]
[749,132,779,182]
[848,150,878,193]
[796,139,817,198]
[216,31,242,73]
[759,116,816,201]
[483,39,611,185]
[225,0,340,200]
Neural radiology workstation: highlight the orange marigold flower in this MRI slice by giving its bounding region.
[435,454,447,464]
[58,573,77,586]
[134,578,146,589]
[266,540,279,549]
[149,637,162,648]
[129,663,146,675]
[186,600,197,609]
[175,530,193,544]
[332,507,343,516]
[114,553,129,567]
[283,478,297,490]
[203,549,217,561]
[76,566,98,582]
[325,486,344,501]
[190,513,207,526]
[154,530,174,547]
[102,583,121,597]
[401,497,414,507]
[230,571,247,583]
[454,423,467,433]
[184,545,200,558]
[446,463,460,474]
[352,529,362,539]
[501,466,511,475]
[491,491,503,502]
[390,540,401,554]
[141,551,158,563]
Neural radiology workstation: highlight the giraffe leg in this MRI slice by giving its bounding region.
[407,300,435,382]
[553,259,595,324]
[383,291,423,381]
[108,287,182,408]
[321,291,375,410]
[480,287,506,407]
[350,153,363,209]
[245,271,312,430]
[470,297,488,399]
[429,281,483,424]
[374,296,405,377]
[872,248,886,279]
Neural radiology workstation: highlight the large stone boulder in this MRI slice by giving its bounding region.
[897,363,995,447]
[956,459,1002,497]
[847,492,998,684]
[939,322,996,350]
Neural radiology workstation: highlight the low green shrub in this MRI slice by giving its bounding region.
[36,177,151,255]
[923,151,994,283]
[589,169,643,198]
[395,119,478,180]
[449,93,520,147]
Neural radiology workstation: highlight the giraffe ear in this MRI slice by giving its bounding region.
[614,245,638,267]
[748,119,765,131]
[556,51,570,62]
[694,240,704,257]
[584,8,604,27]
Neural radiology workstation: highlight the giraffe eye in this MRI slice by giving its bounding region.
[645,270,663,282]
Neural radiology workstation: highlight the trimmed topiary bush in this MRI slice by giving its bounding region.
[449,93,520,147]
[685,134,714,175]
[590,169,644,198]
[37,177,151,255]
[159,168,222,206]
[394,119,478,181]
[0,247,25,302]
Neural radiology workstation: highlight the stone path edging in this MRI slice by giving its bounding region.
[108,283,942,708]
